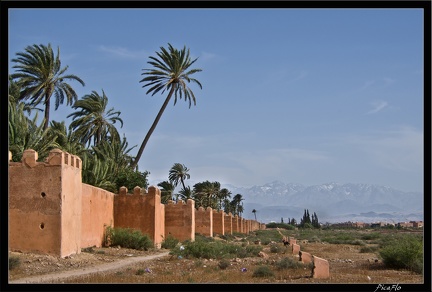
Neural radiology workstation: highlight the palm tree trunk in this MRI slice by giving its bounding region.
[43,93,51,130]
[130,86,176,170]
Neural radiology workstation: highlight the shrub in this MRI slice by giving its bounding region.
[169,239,262,260]
[218,259,230,270]
[104,226,153,251]
[360,245,379,253]
[379,235,423,274]
[252,265,274,277]
[269,244,279,253]
[9,256,21,270]
[275,256,303,270]
[161,234,179,249]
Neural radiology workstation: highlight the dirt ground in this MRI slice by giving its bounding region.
[7,240,425,286]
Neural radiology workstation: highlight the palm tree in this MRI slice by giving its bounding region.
[46,120,87,157]
[252,209,257,221]
[178,185,193,202]
[216,188,232,211]
[192,180,219,209]
[157,180,175,204]
[8,75,40,115]
[67,90,123,147]
[130,43,202,169]
[11,43,85,130]
[168,163,190,191]
[231,194,244,216]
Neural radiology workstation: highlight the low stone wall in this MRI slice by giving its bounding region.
[285,236,330,279]
[312,255,330,279]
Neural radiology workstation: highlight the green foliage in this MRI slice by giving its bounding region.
[265,222,295,230]
[247,229,289,244]
[252,265,274,278]
[9,256,21,270]
[269,244,280,253]
[379,234,423,274]
[218,259,230,270]
[360,232,381,241]
[104,226,153,251]
[275,257,303,270]
[115,167,149,192]
[169,237,262,260]
[299,209,320,228]
[161,234,180,249]
[360,245,379,253]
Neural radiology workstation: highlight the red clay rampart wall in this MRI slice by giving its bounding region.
[9,149,264,257]
[212,210,225,236]
[9,149,82,258]
[232,215,239,233]
[224,212,233,235]
[195,207,213,237]
[165,199,195,242]
[81,183,114,248]
[114,186,165,248]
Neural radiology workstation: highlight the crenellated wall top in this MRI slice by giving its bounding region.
[197,206,213,212]
[117,185,161,196]
[9,149,82,169]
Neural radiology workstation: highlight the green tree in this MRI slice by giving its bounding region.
[67,90,123,147]
[231,194,244,216]
[168,163,190,191]
[9,100,59,162]
[158,180,175,204]
[46,120,87,157]
[178,185,193,202]
[216,188,232,211]
[11,43,85,130]
[131,43,202,169]
[193,180,220,209]
[252,209,257,221]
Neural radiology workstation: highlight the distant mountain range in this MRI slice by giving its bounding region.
[221,181,424,224]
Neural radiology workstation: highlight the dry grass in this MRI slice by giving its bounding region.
[46,243,423,285]
[8,228,425,287]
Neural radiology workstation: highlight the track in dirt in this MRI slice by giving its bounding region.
[9,251,170,284]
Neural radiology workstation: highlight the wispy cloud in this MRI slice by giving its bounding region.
[98,45,148,59]
[366,100,389,114]
[383,77,395,86]
[359,80,375,91]
[345,126,423,172]
[200,52,217,61]
[288,70,308,83]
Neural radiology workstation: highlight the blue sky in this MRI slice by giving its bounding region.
[8,6,425,193]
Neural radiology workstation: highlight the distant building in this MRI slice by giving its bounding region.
[411,221,423,228]
[397,221,414,228]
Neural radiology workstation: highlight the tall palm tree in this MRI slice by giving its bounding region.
[130,43,202,169]
[231,194,244,216]
[11,43,85,130]
[168,163,190,191]
[252,209,257,221]
[216,188,232,211]
[67,90,123,147]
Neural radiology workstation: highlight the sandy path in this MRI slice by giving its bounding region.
[9,251,170,284]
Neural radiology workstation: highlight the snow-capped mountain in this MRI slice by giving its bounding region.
[222,181,424,224]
